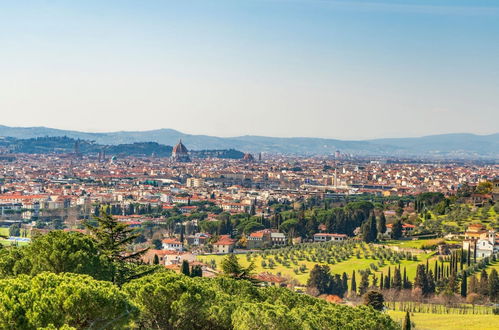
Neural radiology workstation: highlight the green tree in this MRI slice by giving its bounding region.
[85,210,149,285]
[359,272,370,295]
[377,212,387,235]
[363,290,384,311]
[153,254,159,265]
[9,223,21,237]
[402,311,411,330]
[191,265,203,277]
[479,269,489,296]
[362,214,378,243]
[489,269,499,302]
[460,272,467,298]
[391,219,403,239]
[181,260,191,276]
[392,267,402,291]
[0,272,136,329]
[414,264,430,296]
[3,231,111,280]
[221,254,255,281]
[351,270,357,295]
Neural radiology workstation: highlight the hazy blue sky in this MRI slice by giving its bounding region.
[1,0,498,139]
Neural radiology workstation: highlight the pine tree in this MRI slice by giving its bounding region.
[85,209,149,285]
[181,260,190,276]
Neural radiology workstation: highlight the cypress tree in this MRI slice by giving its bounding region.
[414,264,429,295]
[351,270,357,295]
[191,265,203,277]
[380,274,384,290]
[377,212,387,235]
[153,254,159,265]
[467,244,471,267]
[342,272,349,294]
[402,311,411,330]
[434,260,438,281]
[489,269,499,302]
[460,272,467,298]
[181,260,191,276]
[479,269,489,296]
[393,266,402,290]
[469,275,478,294]
[359,272,369,295]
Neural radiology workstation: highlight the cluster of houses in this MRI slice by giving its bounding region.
[462,224,499,258]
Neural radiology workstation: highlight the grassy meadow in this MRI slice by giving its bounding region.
[388,310,499,330]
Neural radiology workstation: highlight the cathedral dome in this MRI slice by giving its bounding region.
[171,139,191,162]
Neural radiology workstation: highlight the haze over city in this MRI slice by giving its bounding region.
[1,0,498,139]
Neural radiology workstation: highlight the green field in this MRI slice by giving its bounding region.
[198,243,435,284]
[383,239,446,249]
[388,310,499,330]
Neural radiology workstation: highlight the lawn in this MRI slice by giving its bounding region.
[388,310,499,330]
[0,228,9,236]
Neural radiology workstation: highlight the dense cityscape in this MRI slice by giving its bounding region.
[0,139,497,328]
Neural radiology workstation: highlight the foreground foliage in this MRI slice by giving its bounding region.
[0,271,399,329]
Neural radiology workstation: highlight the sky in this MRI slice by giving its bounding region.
[0,0,498,140]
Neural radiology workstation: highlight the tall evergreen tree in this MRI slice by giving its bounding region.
[460,272,468,298]
[468,275,479,294]
[377,212,387,235]
[359,272,370,295]
[414,264,429,296]
[342,272,349,294]
[191,264,203,277]
[479,269,489,296]
[181,260,191,276]
[153,254,159,265]
[402,311,411,330]
[391,219,403,239]
[85,209,149,285]
[351,270,357,295]
[362,214,378,243]
[488,269,499,302]
[393,266,402,291]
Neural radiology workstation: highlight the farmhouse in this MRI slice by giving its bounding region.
[313,233,347,242]
[213,235,237,254]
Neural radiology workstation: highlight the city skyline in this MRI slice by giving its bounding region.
[1,0,498,139]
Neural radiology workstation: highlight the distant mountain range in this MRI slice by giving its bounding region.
[0,125,497,159]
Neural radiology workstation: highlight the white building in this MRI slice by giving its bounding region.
[463,230,499,258]
[162,238,184,252]
[313,233,347,242]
